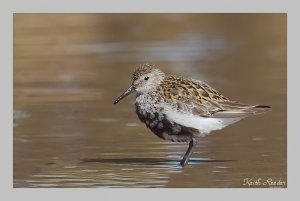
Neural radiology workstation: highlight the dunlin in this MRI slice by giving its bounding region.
[114,63,271,166]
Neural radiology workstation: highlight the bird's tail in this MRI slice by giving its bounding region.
[209,102,272,118]
[250,105,272,115]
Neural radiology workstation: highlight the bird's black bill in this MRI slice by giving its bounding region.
[114,85,134,104]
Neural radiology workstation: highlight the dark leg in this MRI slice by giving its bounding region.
[180,138,197,167]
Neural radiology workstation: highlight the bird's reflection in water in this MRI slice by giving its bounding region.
[80,157,234,166]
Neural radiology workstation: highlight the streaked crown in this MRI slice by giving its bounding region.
[132,63,165,93]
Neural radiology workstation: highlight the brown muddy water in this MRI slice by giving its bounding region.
[13,14,286,188]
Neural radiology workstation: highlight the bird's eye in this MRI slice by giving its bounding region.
[144,76,149,80]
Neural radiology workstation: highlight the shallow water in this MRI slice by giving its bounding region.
[13,14,286,188]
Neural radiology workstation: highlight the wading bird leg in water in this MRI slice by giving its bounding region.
[180,138,197,166]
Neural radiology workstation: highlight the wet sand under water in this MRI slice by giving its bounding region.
[13,14,286,188]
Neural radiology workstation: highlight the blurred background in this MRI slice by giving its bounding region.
[13,14,286,187]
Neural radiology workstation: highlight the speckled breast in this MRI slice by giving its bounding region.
[134,93,193,142]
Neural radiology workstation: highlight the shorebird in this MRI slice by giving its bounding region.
[114,63,271,166]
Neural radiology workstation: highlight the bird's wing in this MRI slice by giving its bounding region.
[161,76,271,118]
[174,97,271,119]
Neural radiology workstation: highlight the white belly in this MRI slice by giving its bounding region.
[164,108,242,136]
